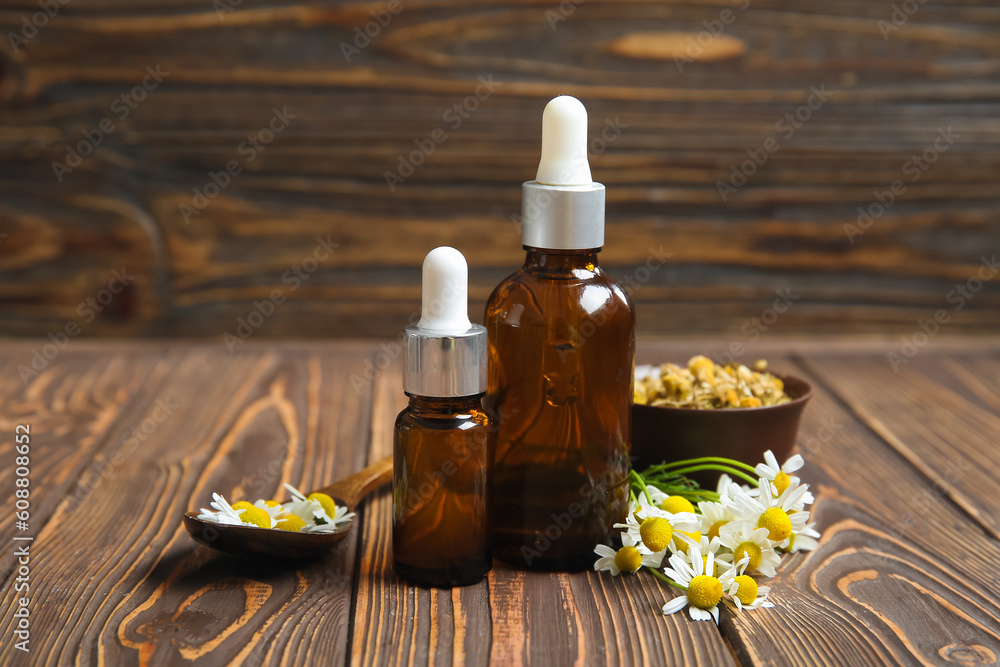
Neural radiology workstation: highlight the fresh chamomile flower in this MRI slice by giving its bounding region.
[755,450,804,496]
[671,530,703,555]
[283,483,356,533]
[594,533,662,575]
[643,484,669,506]
[726,558,775,611]
[675,533,733,576]
[661,542,738,623]
[255,499,284,522]
[718,520,782,577]
[616,497,699,563]
[785,522,821,552]
[716,474,738,499]
[698,500,735,540]
[660,495,696,514]
[198,492,244,526]
[723,477,811,547]
[638,485,697,515]
[228,500,273,528]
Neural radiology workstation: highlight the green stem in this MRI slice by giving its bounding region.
[666,488,720,503]
[646,565,687,590]
[630,469,653,504]
[646,457,758,474]
[654,464,758,487]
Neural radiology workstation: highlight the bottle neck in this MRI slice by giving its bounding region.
[522,248,600,276]
[406,394,484,416]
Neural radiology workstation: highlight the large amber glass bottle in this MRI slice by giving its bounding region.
[485,247,634,570]
[485,95,635,570]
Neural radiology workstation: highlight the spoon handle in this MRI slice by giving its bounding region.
[318,456,393,508]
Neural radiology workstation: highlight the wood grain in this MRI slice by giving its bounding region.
[1,1,999,338]
[0,348,162,575]
[1,341,1000,665]
[802,354,1000,539]
[0,345,381,665]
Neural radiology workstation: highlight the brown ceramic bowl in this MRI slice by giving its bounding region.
[631,372,812,489]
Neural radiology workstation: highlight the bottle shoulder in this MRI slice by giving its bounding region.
[485,266,635,321]
[396,404,494,431]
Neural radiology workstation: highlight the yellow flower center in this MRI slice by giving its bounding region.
[308,492,337,517]
[263,499,281,508]
[639,517,673,552]
[674,531,701,554]
[231,501,256,512]
[614,546,642,573]
[733,541,763,572]
[687,575,723,609]
[707,520,727,540]
[661,496,695,514]
[734,575,758,606]
[276,515,306,532]
[774,471,791,495]
[758,507,792,542]
[238,506,271,528]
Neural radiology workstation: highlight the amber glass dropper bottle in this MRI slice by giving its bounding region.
[485,96,635,571]
[393,246,493,587]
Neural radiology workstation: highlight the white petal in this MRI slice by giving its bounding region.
[788,534,818,552]
[662,568,688,586]
[662,596,688,615]
[781,484,808,510]
[782,454,804,473]
[710,605,720,624]
[764,450,779,472]
[642,551,666,568]
[689,606,711,621]
[594,545,616,558]
[691,550,704,576]
[283,483,307,501]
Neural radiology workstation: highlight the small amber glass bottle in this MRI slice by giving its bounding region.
[392,247,493,587]
[393,394,493,586]
[485,96,635,571]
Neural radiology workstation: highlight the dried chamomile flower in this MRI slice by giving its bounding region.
[634,357,790,409]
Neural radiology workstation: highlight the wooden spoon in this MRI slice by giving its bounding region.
[183,456,393,559]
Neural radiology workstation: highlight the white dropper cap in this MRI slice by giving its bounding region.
[404,247,487,397]
[417,246,472,332]
[535,95,593,186]
[520,95,606,250]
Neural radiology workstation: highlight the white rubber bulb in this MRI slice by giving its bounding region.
[417,246,472,332]
[535,95,593,186]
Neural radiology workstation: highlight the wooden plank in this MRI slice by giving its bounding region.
[0,347,162,574]
[802,353,1000,539]
[351,359,736,666]
[0,344,378,665]
[2,1,999,338]
[717,352,1000,665]
[921,353,1000,416]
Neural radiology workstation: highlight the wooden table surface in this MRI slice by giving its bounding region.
[1,339,999,666]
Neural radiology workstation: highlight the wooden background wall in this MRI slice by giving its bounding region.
[0,0,998,340]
